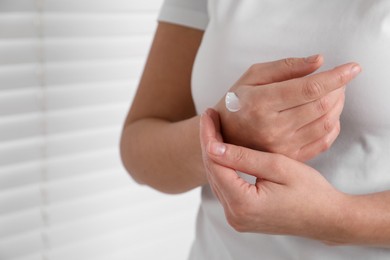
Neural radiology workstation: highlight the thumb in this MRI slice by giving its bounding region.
[239,54,323,86]
[207,140,291,184]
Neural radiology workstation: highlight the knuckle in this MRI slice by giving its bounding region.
[282,58,298,79]
[262,133,276,147]
[303,80,323,100]
[295,150,309,162]
[316,96,329,113]
[283,57,296,68]
[336,70,348,85]
[268,154,286,172]
[335,121,341,133]
[321,137,332,152]
[323,117,333,133]
[290,149,302,161]
[260,125,281,148]
[321,121,341,152]
[231,147,247,164]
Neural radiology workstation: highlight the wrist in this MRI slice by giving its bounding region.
[305,192,357,245]
[337,192,390,247]
[213,93,255,149]
[310,191,390,248]
[325,193,358,245]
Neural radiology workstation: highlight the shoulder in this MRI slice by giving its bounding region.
[158,0,209,31]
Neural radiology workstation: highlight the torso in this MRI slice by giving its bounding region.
[190,1,390,258]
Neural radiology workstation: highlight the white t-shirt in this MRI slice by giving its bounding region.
[159,0,390,259]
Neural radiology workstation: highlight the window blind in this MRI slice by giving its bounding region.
[0,1,200,259]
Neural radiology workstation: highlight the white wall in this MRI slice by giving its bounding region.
[0,1,200,259]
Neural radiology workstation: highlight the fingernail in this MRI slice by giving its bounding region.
[350,65,361,78]
[208,141,226,156]
[305,54,320,63]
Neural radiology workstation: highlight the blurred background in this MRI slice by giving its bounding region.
[0,0,200,259]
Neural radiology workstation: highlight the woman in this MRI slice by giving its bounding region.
[121,0,390,259]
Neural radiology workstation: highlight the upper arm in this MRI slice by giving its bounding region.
[126,22,204,125]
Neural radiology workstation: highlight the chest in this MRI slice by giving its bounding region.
[192,0,390,133]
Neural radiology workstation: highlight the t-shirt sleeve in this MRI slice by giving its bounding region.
[158,0,209,31]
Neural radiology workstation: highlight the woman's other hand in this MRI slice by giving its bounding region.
[200,109,352,243]
[214,56,361,161]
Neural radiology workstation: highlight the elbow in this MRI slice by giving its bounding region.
[119,126,145,185]
[120,128,189,194]
[150,183,197,195]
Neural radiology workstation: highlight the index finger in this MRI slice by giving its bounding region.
[199,109,251,202]
[268,62,361,111]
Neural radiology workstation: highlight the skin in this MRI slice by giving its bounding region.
[214,58,361,161]
[121,21,390,246]
[121,22,206,194]
[200,109,390,247]
[120,22,358,194]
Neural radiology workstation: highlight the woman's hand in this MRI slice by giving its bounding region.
[214,56,361,161]
[200,109,352,243]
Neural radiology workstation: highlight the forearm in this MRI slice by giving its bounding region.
[337,191,390,247]
[120,115,207,194]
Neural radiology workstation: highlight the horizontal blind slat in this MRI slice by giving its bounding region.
[0,39,39,65]
[0,87,42,116]
[44,14,158,37]
[0,149,121,191]
[0,169,129,215]
[0,102,129,144]
[0,14,158,39]
[0,64,41,89]
[0,60,145,89]
[0,0,35,12]
[0,0,163,12]
[0,231,44,260]
[46,60,145,85]
[0,36,152,65]
[0,161,42,190]
[43,0,163,12]
[0,79,136,112]
[46,81,136,111]
[0,127,124,166]
[0,14,40,39]
[44,36,152,62]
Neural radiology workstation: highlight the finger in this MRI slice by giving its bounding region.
[200,109,250,202]
[269,62,360,111]
[294,91,344,148]
[279,87,344,130]
[205,164,225,202]
[200,109,222,188]
[206,108,224,142]
[199,109,227,201]
[199,108,223,162]
[207,141,292,184]
[204,151,232,205]
[207,155,249,205]
[199,108,218,181]
[200,108,217,145]
[296,121,340,162]
[239,55,323,86]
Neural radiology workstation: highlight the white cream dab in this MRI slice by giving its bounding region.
[225,92,241,112]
